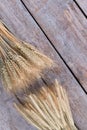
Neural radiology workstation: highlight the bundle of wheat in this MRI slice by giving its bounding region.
[0,21,77,130]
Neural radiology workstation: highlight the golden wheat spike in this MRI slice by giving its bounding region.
[0,21,53,92]
[14,80,77,130]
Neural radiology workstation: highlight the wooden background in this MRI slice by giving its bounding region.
[0,0,87,130]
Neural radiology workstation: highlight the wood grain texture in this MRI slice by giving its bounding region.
[22,0,87,92]
[0,0,87,130]
[75,0,87,16]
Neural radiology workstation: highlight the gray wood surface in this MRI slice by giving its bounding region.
[22,0,87,92]
[0,0,87,130]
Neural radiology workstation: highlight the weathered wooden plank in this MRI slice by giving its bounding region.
[0,0,87,130]
[75,0,87,16]
[22,0,87,92]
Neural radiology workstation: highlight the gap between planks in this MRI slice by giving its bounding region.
[73,0,87,18]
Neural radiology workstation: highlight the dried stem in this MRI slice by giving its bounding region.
[15,80,77,130]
